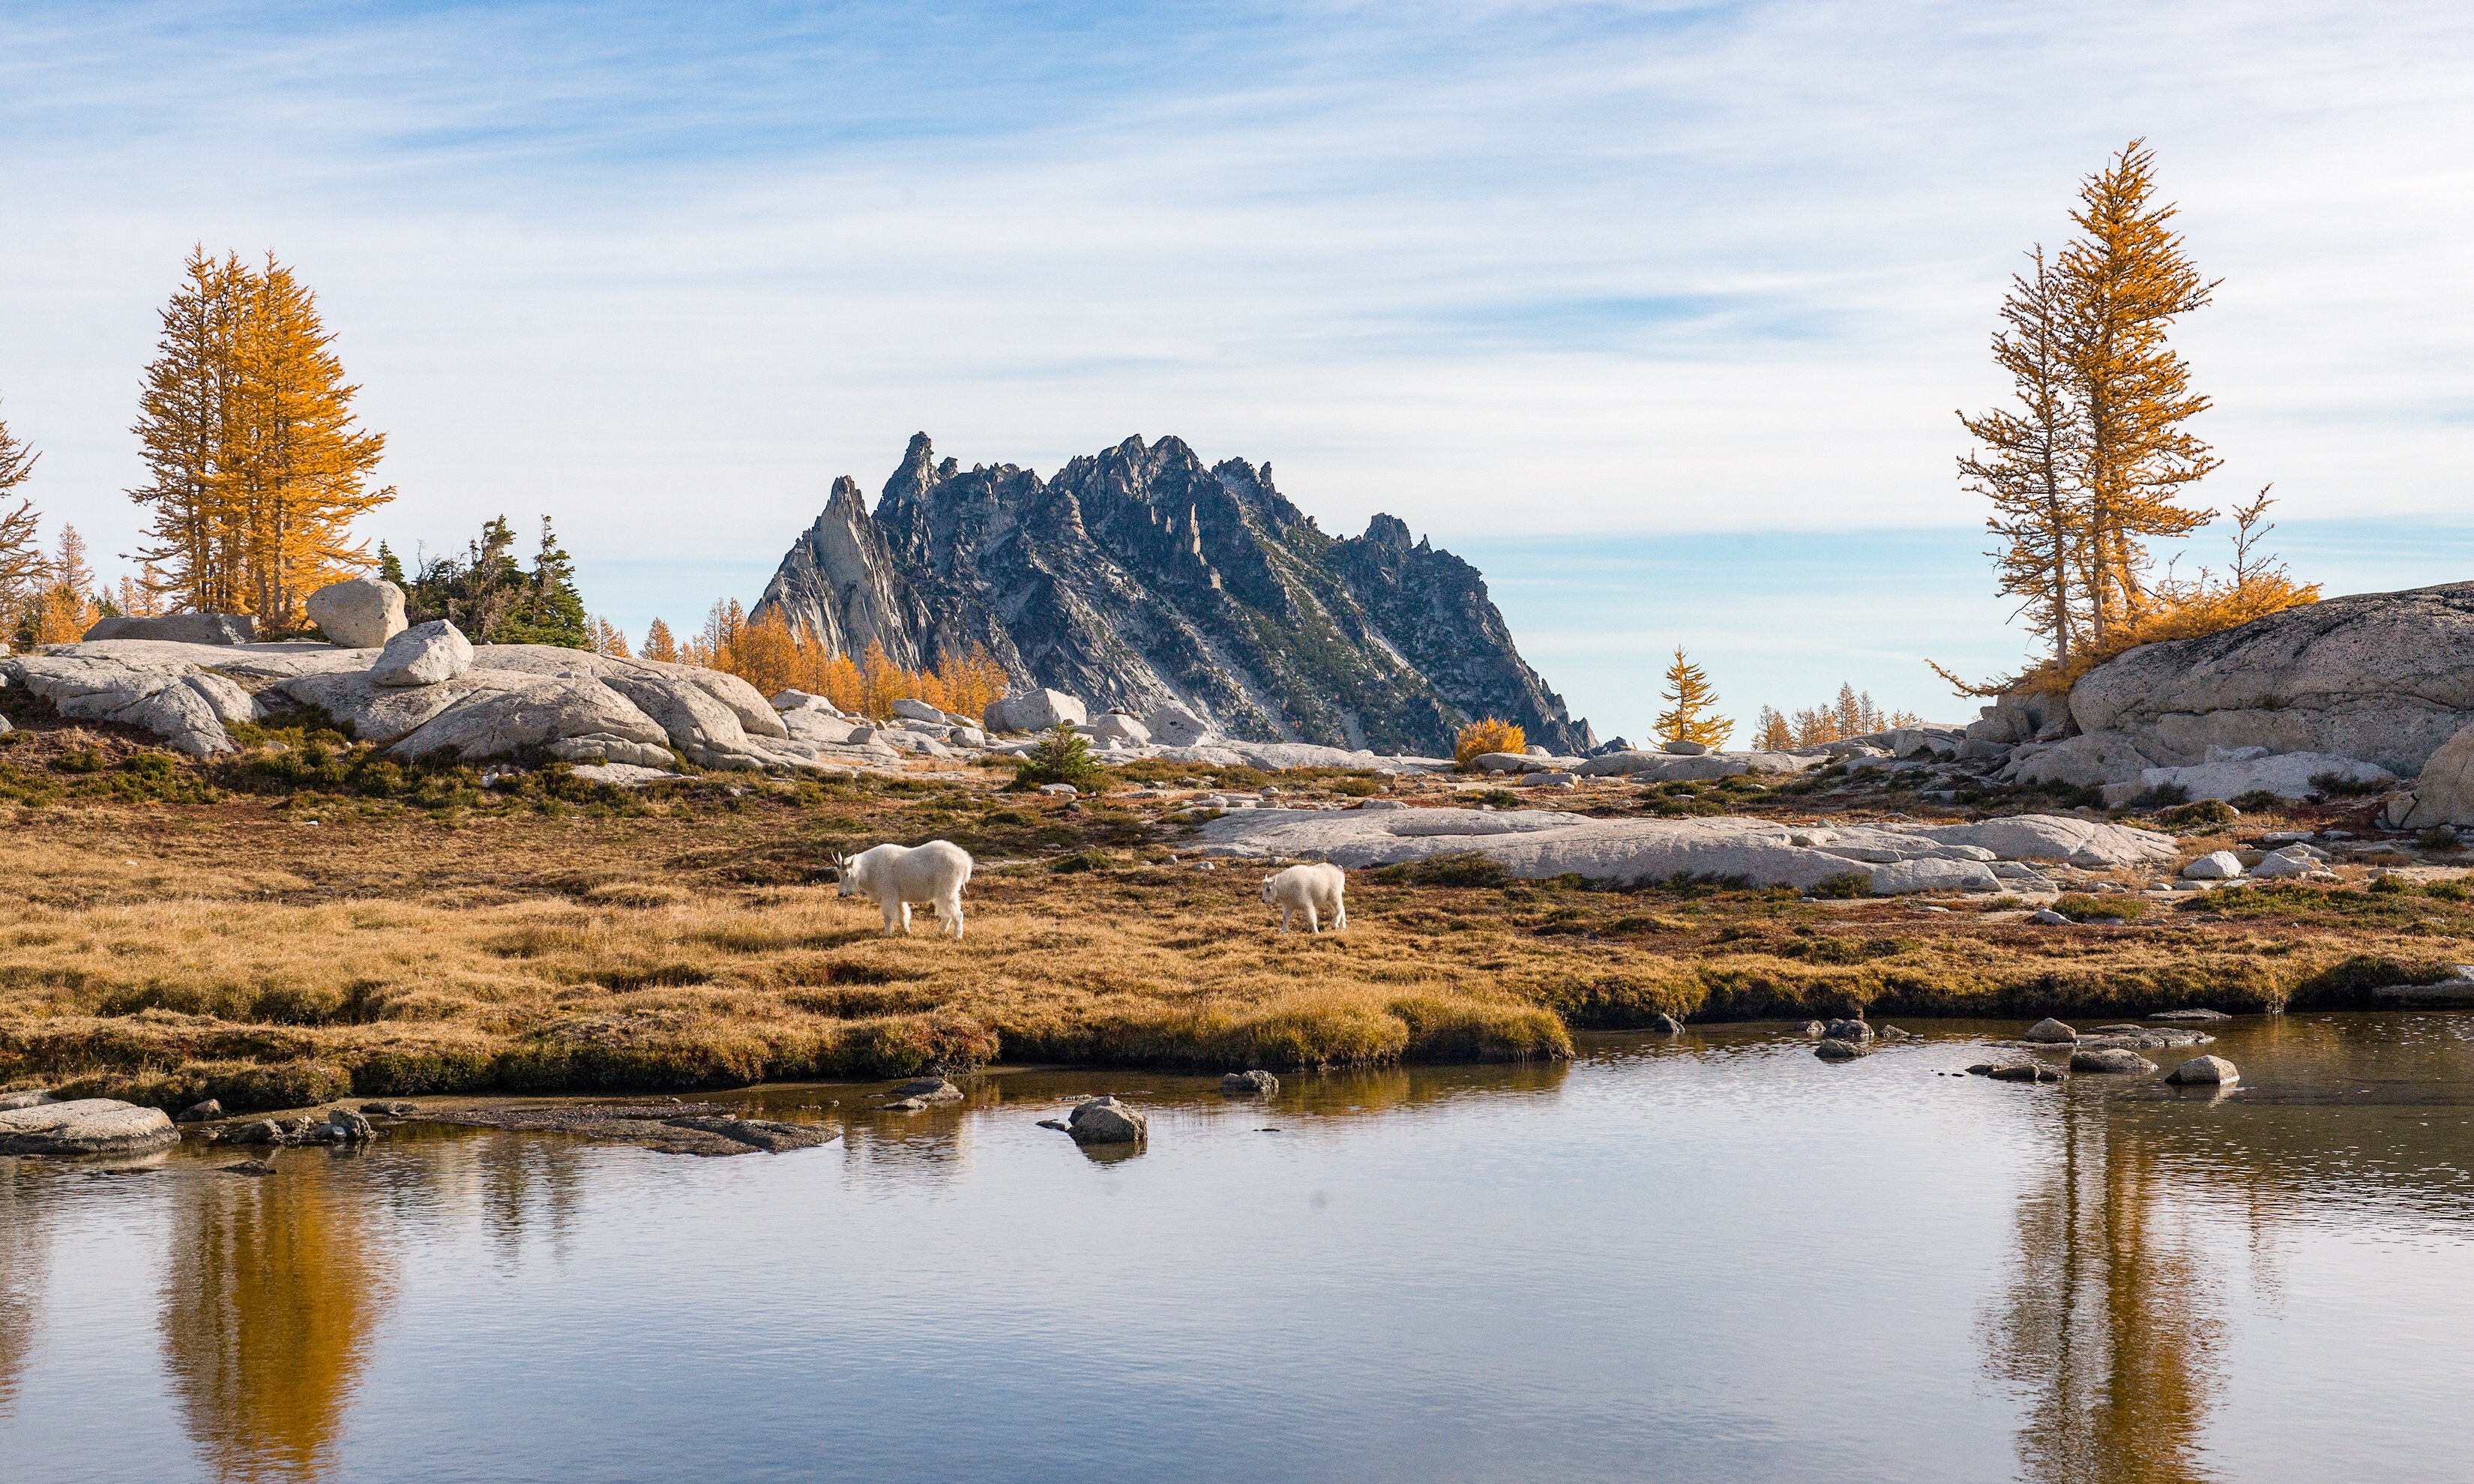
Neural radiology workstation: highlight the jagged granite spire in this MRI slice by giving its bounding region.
[750,435,1593,755]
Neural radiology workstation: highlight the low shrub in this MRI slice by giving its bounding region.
[1454,717,1526,770]
[2369,873,2412,896]
[2311,770,2391,799]
[2230,790,2284,812]
[2052,892,2147,922]
[2161,799,2239,829]
[1808,872,1872,900]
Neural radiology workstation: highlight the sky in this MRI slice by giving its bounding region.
[2,1,2470,741]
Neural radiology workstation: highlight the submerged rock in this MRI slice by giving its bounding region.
[2149,1008,2230,1022]
[2069,1048,2158,1075]
[1068,1095,1147,1144]
[1971,1063,2065,1083]
[885,1077,963,1104]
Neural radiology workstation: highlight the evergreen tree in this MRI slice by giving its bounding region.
[1653,647,1732,749]
[398,515,590,648]
[376,541,405,587]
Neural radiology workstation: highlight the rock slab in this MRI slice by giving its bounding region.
[0,1098,180,1156]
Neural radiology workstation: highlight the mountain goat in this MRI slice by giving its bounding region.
[1261,861,1347,934]
[831,840,974,938]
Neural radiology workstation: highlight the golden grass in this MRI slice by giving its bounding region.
[4,785,2470,1110]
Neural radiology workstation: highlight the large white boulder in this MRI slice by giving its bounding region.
[2404,724,2474,828]
[2129,747,2394,803]
[386,675,674,764]
[369,620,474,687]
[2182,850,2245,880]
[986,688,1087,732]
[82,612,256,645]
[1144,701,1213,746]
[1087,711,1151,745]
[304,578,406,649]
[2011,730,2154,788]
[0,652,262,755]
[277,671,493,746]
[1906,815,2177,868]
[2069,582,2474,775]
[890,697,945,724]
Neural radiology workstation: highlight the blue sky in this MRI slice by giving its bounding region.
[3,1,2470,740]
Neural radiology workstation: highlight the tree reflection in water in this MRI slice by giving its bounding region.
[159,1155,394,1483]
[1984,1096,2227,1484]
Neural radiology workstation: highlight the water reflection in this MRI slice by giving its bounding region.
[0,1164,50,1418]
[159,1155,393,1481]
[1986,1097,2225,1484]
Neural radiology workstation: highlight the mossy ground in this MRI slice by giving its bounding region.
[3,693,2467,1109]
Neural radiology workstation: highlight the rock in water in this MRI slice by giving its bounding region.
[2022,1018,2080,1043]
[369,619,475,687]
[1823,1018,1873,1042]
[2167,1055,2240,1086]
[2149,1008,2230,1022]
[2070,1048,2158,1074]
[1649,1013,1684,1035]
[885,1077,963,1103]
[0,1098,180,1156]
[1221,1070,1280,1096]
[305,577,407,649]
[326,1108,376,1141]
[1067,1095,1147,1144]
[361,1100,418,1116]
[1814,1039,1863,1060]
[177,1099,223,1123]
[746,438,1595,756]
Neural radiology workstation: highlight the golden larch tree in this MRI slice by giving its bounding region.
[640,618,678,663]
[1653,647,1731,749]
[2058,141,2218,639]
[129,247,391,624]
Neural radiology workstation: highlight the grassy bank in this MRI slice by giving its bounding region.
[6,776,2472,1112]
[6,693,2472,1109]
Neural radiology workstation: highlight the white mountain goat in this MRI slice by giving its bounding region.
[831,840,975,938]
[1261,861,1348,934]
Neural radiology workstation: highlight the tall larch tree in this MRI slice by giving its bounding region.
[641,618,679,663]
[129,247,391,624]
[2057,142,2219,640]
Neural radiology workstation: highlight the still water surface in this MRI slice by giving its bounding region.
[6,1015,2474,1483]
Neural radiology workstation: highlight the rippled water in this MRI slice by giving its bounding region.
[7,1014,2474,1483]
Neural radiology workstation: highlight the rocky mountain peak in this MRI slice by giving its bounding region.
[753,435,1593,755]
